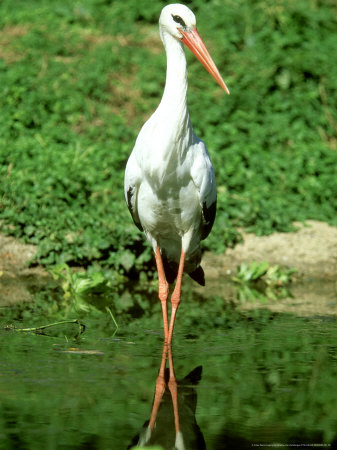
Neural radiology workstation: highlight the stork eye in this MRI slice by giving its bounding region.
[171,14,186,28]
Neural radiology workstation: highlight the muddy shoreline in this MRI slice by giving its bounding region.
[1,220,337,313]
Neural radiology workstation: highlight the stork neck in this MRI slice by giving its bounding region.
[159,31,188,118]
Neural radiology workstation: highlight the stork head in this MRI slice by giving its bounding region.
[159,4,196,40]
[159,3,230,94]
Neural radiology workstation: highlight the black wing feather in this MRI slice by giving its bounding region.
[126,185,143,232]
[200,199,216,240]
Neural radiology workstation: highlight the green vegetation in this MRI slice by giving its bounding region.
[233,260,297,302]
[0,0,336,280]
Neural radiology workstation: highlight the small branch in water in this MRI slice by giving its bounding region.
[4,319,86,337]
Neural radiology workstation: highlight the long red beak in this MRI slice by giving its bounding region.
[180,28,230,94]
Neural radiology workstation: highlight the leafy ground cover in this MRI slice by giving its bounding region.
[0,0,336,280]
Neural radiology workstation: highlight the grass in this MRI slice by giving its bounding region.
[0,0,336,281]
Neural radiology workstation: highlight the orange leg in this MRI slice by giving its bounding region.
[149,344,168,431]
[155,246,169,341]
[167,250,185,345]
[167,345,180,433]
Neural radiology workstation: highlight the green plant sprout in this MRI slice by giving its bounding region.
[49,263,105,310]
[49,263,118,332]
[233,261,297,302]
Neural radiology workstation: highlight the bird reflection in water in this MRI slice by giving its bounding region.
[128,344,206,450]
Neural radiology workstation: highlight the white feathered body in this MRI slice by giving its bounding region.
[124,11,216,280]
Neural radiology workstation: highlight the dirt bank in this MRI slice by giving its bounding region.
[200,220,337,316]
[1,220,337,313]
[0,233,49,306]
[203,220,337,280]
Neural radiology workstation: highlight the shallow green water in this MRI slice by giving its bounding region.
[1,305,337,449]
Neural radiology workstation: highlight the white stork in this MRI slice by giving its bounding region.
[124,3,229,344]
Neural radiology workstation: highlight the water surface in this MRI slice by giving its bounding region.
[1,303,337,449]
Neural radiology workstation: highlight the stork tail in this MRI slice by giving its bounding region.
[161,251,205,286]
[188,265,205,286]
